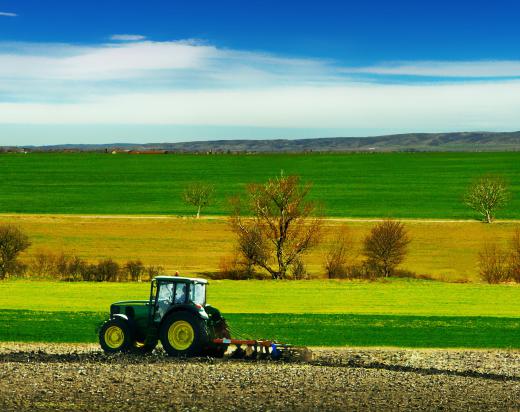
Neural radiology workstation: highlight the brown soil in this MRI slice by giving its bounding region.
[0,344,518,411]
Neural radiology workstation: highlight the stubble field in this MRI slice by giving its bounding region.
[3,214,519,281]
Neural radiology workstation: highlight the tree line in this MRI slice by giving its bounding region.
[0,171,517,283]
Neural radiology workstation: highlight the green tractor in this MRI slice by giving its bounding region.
[99,276,230,357]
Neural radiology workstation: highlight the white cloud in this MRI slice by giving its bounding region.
[1,82,519,131]
[110,34,146,41]
[0,38,519,134]
[0,41,219,80]
[346,60,520,78]
[0,11,16,17]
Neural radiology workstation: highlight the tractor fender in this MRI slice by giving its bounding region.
[161,305,209,327]
[111,313,129,321]
[110,314,139,338]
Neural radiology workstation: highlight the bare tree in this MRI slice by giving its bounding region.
[464,175,509,223]
[182,182,214,218]
[362,220,410,277]
[0,224,31,280]
[478,242,509,284]
[230,173,322,279]
[324,227,353,279]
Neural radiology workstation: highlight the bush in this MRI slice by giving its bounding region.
[363,220,410,277]
[29,250,56,277]
[290,258,308,280]
[95,258,120,282]
[478,243,509,284]
[324,228,352,279]
[218,253,250,280]
[0,224,31,280]
[124,260,145,282]
[145,265,165,280]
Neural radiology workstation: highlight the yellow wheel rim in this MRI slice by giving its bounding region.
[104,325,125,349]
[168,320,194,350]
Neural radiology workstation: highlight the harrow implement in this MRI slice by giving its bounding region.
[213,338,312,362]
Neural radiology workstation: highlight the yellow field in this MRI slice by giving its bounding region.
[2,214,518,281]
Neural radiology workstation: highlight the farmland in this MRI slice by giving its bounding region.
[0,279,518,348]
[3,214,519,281]
[1,152,520,218]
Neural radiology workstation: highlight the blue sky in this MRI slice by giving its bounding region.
[1,0,520,145]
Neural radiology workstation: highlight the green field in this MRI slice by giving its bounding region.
[1,280,518,348]
[2,152,520,218]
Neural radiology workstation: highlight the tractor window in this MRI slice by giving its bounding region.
[157,283,173,303]
[174,283,187,304]
[190,283,205,305]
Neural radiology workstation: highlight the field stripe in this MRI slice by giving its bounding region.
[1,310,518,349]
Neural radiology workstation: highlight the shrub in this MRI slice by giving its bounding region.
[290,257,308,280]
[478,243,509,284]
[29,250,56,277]
[363,220,410,277]
[324,228,352,279]
[0,224,31,280]
[145,265,165,281]
[125,260,145,282]
[218,253,250,280]
[95,258,120,282]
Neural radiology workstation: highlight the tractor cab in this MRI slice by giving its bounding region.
[151,276,208,322]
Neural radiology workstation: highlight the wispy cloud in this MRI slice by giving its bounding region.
[0,11,16,17]
[0,38,519,134]
[110,34,146,41]
[345,60,520,78]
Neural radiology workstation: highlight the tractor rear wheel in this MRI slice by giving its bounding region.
[159,312,209,357]
[99,318,133,353]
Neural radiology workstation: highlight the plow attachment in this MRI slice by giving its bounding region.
[213,338,312,362]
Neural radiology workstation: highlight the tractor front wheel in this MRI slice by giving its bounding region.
[99,318,133,353]
[160,312,209,357]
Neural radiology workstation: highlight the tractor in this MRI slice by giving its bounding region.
[99,276,230,357]
[99,275,312,360]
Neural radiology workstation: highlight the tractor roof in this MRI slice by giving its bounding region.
[153,276,208,284]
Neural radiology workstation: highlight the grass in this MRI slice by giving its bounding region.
[2,152,520,218]
[1,279,519,316]
[1,310,517,348]
[3,214,519,281]
[0,280,518,348]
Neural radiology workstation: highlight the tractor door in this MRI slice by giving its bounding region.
[153,281,188,322]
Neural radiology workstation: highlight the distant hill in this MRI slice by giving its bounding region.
[7,131,520,153]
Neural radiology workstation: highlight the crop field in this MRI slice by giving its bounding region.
[3,214,519,281]
[1,152,520,218]
[1,280,518,348]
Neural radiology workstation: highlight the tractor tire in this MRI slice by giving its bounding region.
[160,312,209,357]
[99,317,133,353]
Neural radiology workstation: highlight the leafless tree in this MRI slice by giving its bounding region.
[0,224,31,280]
[230,173,322,279]
[362,220,410,277]
[324,227,353,279]
[478,242,509,284]
[464,175,509,223]
[182,182,214,218]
